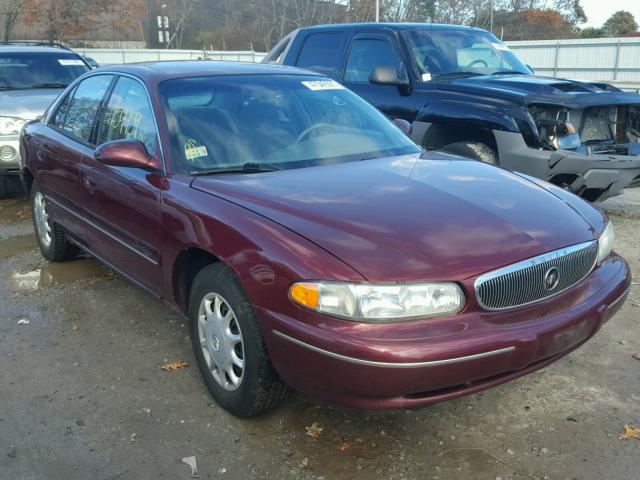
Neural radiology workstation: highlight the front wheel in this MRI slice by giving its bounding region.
[31,182,78,261]
[440,142,498,165]
[188,263,288,417]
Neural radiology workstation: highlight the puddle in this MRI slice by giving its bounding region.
[8,258,114,290]
[0,234,37,257]
[0,198,31,224]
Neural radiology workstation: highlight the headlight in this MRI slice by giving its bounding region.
[597,221,615,264]
[0,116,26,136]
[289,281,465,321]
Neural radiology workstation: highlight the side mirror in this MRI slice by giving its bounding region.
[392,118,412,136]
[370,65,410,87]
[94,140,159,170]
[526,64,535,75]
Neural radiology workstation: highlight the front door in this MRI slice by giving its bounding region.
[79,75,165,294]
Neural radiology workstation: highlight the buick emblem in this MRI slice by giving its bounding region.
[544,267,560,290]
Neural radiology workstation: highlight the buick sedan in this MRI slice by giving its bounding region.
[20,62,630,416]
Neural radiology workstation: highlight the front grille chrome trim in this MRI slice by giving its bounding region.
[474,240,598,311]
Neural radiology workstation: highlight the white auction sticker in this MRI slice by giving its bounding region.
[491,43,510,51]
[58,59,86,66]
[301,79,345,91]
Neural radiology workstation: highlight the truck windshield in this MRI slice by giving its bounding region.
[402,29,531,79]
[159,74,420,174]
[0,52,89,90]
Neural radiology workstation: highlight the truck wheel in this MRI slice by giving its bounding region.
[441,142,498,165]
[188,263,289,417]
[31,182,79,261]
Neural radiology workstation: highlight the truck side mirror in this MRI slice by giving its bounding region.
[370,65,410,87]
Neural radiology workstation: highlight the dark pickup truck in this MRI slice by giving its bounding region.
[265,23,640,202]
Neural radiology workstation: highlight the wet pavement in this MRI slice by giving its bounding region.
[0,191,639,480]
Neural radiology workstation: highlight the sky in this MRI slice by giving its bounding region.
[581,0,640,28]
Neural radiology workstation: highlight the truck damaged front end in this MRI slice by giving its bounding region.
[496,88,640,202]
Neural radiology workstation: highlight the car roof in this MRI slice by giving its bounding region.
[296,22,487,33]
[94,60,320,82]
[0,46,79,54]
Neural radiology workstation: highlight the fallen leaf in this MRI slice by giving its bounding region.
[161,360,189,372]
[305,422,323,438]
[632,353,640,361]
[15,208,30,221]
[620,424,640,440]
[17,319,30,325]
[182,456,199,477]
[338,440,351,452]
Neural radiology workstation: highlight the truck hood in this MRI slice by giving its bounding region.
[0,88,63,120]
[434,74,640,107]
[191,153,599,282]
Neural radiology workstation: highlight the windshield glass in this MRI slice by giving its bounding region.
[402,29,530,79]
[159,75,419,174]
[0,52,89,90]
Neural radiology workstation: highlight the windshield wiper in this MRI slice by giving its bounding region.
[30,83,69,89]
[433,71,484,79]
[190,162,281,176]
[489,70,528,76]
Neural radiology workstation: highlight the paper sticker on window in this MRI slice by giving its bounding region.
[184,138,208,161]
[58,59,86,66]
[421,73,432,82]
[491,43,510,51]
[301,80,345,91]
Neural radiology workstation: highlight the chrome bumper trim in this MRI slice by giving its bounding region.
[272,330,515,368]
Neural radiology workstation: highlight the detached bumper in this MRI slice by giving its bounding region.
[258,256,630,409]
[494,131,640,202]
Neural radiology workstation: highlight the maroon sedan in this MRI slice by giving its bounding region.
[20,62,629,417]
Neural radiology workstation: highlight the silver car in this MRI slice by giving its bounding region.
[0,44,89,197]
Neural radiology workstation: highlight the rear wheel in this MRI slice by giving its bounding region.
[188,263,288,417]
[31,182,78,261]
[440,142,498,165]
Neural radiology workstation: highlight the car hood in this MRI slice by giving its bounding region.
[0,88,63,120]
[191,153,599,282]
[434,75,640,108]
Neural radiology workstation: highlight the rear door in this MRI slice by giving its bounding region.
[79,75,165,294]
[340,33,416,122]
[37,74,114,238]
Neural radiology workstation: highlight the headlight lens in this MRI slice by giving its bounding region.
[289,281,465,321]
[597,221,615,264]
[0,116,26,136]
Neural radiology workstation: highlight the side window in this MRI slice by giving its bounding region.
[97,77,158,156]
[296,33,345,76]
[59,75,112,143]
[50,87,76,128]
[344,38,402,83]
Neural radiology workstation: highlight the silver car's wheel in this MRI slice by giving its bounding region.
[197,292,245,391]
[33,191,52,248]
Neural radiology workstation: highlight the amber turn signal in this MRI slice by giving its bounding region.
[290,283,319,309]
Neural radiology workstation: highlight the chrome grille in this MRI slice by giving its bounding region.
[475,241,598,310]
[0,145,16,162]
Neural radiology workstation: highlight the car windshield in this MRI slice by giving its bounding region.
[159,75,420,174]
[0,51,88,90]
[402,28,531,79]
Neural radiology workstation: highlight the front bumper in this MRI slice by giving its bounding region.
[258,255,630,409]
[494,131,640,202]
[0,135,21,176]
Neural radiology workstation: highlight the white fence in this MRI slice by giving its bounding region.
[505,37,640,89]
[75,48,266,65]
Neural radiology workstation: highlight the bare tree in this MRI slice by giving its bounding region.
[0,0,24,41]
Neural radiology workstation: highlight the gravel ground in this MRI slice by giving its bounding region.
[0,189,639,480]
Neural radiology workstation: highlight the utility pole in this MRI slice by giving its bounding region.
[489,0,493,33]
[375,0,379,22]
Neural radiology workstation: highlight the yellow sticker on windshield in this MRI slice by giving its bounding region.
[184,138,208,161]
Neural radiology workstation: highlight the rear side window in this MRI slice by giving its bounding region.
[344,38,402,82]
[55,75,112,143]
[97,77,158,155]
[296,33,345,76]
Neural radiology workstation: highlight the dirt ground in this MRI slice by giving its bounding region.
[0,187,638,480]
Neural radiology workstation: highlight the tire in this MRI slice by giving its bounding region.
[31,182,79,261]
[188,263,288,417]
[440,142,498,165]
